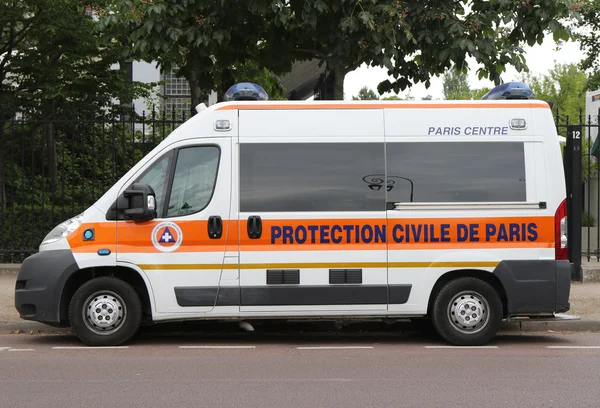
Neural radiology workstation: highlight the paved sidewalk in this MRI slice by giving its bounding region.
[1,274,599,333]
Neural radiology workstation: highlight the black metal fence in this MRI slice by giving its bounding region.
[556,110,600,265]
[0,110,188,262]
[0,108,598,265]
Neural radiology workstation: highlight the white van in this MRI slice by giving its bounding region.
[14,99,574,346]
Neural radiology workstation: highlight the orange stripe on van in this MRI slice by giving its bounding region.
[68,222,117,253]
[69,220,239,254]
[216,102,551,111]
[242,217,554,250]
[68,216,554,253]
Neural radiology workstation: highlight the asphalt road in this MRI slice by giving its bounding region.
[1,329,600,408]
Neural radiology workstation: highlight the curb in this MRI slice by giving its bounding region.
[1,319,599,335]
[0,264,20,276]
[500,318,600,332]
[0,321,71,334]
[582,267,600,283]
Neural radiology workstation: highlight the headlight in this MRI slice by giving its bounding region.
[40,214,83,246]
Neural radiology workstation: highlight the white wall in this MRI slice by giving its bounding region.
[132,60,162,116]
[584,89,600,227]
[586,90,600,141]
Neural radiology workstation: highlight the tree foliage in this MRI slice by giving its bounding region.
[442,68,490,100]
[575,0,600,90]
[0,0,151,120]
[230,61,287,100]
[105,0,577,103]
[524,63,587,125]
[0,0,153,210]
[352,86,379,100]
[523,62,593,180]
[102,0,289,113]
[263,0,576,99]
[443,69,471,100]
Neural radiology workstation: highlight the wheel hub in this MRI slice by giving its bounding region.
[83,291,126,335]
[447,291,489,334]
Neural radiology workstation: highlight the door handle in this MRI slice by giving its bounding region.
[247,215,262,239]
[208,215,222,239]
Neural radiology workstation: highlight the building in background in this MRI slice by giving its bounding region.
[582,89,600,252]
[129,59,328,117]
[588,89,600,153]
[130,61,218,117]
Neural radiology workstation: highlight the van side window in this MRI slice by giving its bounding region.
[240,143,385,212]
[131,153,172,216]
[386,142,526,203]
[166,146,220,217]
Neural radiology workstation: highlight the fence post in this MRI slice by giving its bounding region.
[567,124,583,281]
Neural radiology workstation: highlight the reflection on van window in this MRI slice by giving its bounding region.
[167,146,220,217]
[386,142,526,203]
[136,154,171,215]
[240,143,385,212]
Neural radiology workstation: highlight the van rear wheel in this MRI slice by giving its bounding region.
[431,277,502,346]
[69,277,142,346]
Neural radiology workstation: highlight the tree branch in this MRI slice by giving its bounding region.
[0,13,39,55]
[295,47,326,59]
[48,48,63,66]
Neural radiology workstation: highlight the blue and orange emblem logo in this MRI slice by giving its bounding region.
[151,221,183,252]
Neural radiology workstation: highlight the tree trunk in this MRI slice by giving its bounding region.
[215,83,225,103]
[46,122,57,194]
[187,71,202,117]
[332,66,347,100]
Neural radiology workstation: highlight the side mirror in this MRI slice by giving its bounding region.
[123,183,157,222]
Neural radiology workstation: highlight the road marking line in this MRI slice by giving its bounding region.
[0,347,10,351]
[546,346,600,349]
[52,346,129,350]
[425,346,499,349]
[7,349,34,352]
[296,346,374,350]
[179,346,256,349]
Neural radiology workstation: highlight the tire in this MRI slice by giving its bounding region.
[68,277,142,346]
[431,277,502,346]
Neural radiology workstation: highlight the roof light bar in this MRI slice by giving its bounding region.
[224,82,269,101]
[481,81,534,100]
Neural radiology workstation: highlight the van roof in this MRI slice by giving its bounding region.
[215,99,551,111]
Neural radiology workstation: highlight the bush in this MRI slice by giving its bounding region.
[583,210,597,227]
[0,205,80,256]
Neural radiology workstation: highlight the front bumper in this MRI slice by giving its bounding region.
[14,250,79,326]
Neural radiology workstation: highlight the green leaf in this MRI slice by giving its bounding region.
[466,40,475,53]
[214,31,225,44]
[340,16,358,32]
[314,0,329,13]
[383,55,393,69]
[440,48,450,61]
[358,11,374,28]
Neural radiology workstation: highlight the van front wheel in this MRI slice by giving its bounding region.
[69,277,142,346]
[431,277,502,346]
